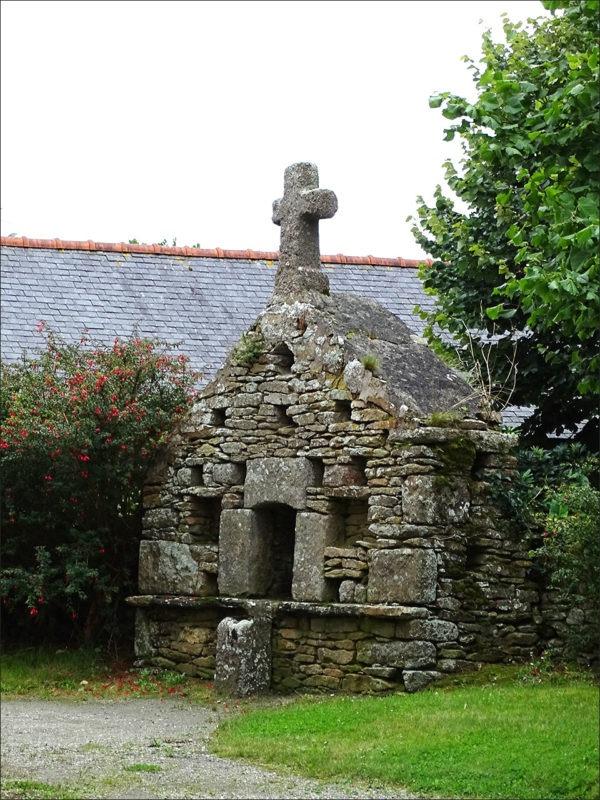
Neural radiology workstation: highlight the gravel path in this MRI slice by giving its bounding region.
[1,699,413,799]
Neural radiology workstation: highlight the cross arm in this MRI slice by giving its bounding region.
[298,188,338,220]
[272,198,283,226]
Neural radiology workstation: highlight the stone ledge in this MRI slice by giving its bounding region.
[307,486,371,499]
[389,427,515,451]
[177,486,227,498]
[126,595,430,619]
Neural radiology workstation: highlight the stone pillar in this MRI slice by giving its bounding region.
[215,612,272,696]
[292,513,340,601]
[218,509,272,596]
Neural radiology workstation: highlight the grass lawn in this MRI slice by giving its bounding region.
[213,666,599,800]
[0,646,213,702]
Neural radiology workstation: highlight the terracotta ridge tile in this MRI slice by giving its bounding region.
[0,236,431,268]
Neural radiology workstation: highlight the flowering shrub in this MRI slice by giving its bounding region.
[0,325,198,644]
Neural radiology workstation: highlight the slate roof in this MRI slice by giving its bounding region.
[0,238,532,428]
[0,243,433,377]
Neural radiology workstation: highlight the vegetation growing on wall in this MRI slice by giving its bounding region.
[494,443,600,659]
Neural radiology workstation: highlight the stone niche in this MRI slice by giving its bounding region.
[218,457,339,603]
[130,163,545,695]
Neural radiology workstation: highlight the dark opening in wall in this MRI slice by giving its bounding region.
[308,457,325,487]
[210,407,227,427]
[188,466,203,486]
[465,543,488,571]
[186,496,222,542]
[349,456,368,486]
[273,404,298,429]
[333,399,352,420]
[232,461,247,484]
[253,503,297,599]
[471,452,489,479]
[331,497,369,546]
[271,342,294,372]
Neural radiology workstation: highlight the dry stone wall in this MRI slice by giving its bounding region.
[130,297,556,693]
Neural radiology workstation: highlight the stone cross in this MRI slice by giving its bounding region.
[272,162,337,296]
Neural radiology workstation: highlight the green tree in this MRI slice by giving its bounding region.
[412,0,599,444]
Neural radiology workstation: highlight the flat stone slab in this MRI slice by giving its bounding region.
[126,595,430,620]
[244,457,321,510]
[367,548,437,604]
[138,541,216,596]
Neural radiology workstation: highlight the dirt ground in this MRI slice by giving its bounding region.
[1,698,412,799]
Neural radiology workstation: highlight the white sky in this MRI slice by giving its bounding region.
[1,0,546,258]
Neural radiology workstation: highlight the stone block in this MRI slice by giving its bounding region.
[215,616,272,696]
[244,457,321,510]
[340,674,393,693]
[218,509,271,596]
[138,540,216,595]
[134,609,156,658]
[304,675,341,689]
[354,584,367,603]
[292,513,340,601]
[339,580,356,603]
[317,647,354,665]
[402,670,440,692]
[142,508,178,531]
[323,464,365,487]
[213,462,246,486]
[402,475,470,525]
[367,548,437,604]
[363,640,436,669]
[399,619,458,642]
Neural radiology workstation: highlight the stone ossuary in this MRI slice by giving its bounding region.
[129,163,571,695]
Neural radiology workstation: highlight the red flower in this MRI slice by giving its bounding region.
[29,607,39,617]
[43,474,53,482]
[70,611,77,621]
[98,547,106,555]
[77,453,90,462]
[38,596,45,605]
[94,375,108,392]
[80,469,89,479]
[0,440,9,450]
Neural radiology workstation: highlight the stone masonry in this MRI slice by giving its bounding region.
[129,163,549,695]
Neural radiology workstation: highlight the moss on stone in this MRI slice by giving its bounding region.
[434,437,477,473]
[424,411,464,427]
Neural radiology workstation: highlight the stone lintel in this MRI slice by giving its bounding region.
[125,594,430,620]
[177,486,227,498]
[389,426,515,451]
[244,457,321,509]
